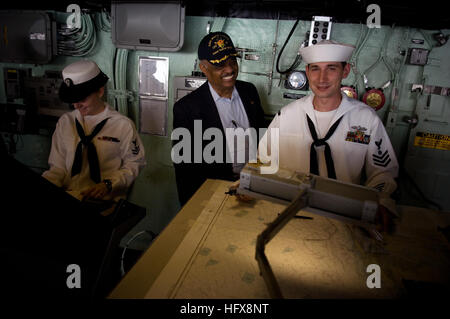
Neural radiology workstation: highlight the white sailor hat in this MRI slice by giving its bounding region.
[299,40,355,64]
[59,60,108,103]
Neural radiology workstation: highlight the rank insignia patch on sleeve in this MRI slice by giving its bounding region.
[373,182,385,191]
[373,138,391,167]
[131,139,140,155]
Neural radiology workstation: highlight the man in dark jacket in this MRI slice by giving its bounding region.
[172,32,266,206]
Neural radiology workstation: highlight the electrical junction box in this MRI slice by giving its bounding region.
[173,76,207,102]
[0,11,55,64]
[4,68,31,101]
[308,16,332,46]
[24,71,71,118]
[407,48,430,65]
[111,1,185,51]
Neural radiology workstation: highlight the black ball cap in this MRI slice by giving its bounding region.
[198,32,238,67]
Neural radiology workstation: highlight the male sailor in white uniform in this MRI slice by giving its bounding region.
[259,40,399,232]
[42,60,146,201]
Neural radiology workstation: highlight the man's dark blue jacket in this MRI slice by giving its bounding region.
[173,80,266,206]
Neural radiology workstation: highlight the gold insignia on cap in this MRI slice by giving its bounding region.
[209,52,239,64]
[216,39,225,49]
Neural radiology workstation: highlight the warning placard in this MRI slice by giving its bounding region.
[414,132,450,150]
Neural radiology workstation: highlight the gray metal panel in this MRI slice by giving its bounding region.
[111,2,185,52]
[0,11,53,64]
[139,98,168,136]
[404,40,450,211]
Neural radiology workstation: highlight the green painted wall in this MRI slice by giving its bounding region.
[1,12,449,248]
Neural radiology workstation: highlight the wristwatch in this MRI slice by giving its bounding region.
[103,179,112,193]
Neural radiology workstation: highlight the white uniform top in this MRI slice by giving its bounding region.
[259,93,399,195]
[42,104,146,200]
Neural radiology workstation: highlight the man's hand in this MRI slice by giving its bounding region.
[375,204,395,233]
[81,182,110,200]
[229,180,254,203]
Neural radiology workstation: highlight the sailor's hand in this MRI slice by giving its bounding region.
[81,182,109,200]
[229,180,254,203]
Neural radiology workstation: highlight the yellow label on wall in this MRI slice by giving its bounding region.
[414,132,450,150]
